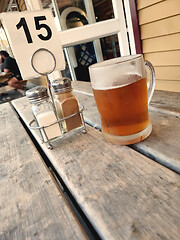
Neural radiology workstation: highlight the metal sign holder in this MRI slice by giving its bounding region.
[29,48,87,149]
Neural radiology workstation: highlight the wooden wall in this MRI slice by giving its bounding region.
[137,0,180,92]
[16,0,27,11]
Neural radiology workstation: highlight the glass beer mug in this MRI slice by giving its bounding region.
[89,54,155,145]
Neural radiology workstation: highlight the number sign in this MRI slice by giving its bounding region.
[0,10,65,79]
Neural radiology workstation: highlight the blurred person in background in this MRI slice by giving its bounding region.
[0,50,23,89]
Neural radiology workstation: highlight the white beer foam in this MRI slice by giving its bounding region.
[90,71,142,90]
[89,55,144,90]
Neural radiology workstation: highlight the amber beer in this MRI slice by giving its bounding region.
[89,54,155,145]
[93,77,150,139]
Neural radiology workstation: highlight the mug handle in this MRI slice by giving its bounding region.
[145,60,155,104]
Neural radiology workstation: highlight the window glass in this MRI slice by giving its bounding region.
[101,35,120,60]
[0,27,13,56]
[41,0,114,23]
[0,0,19,51]
[62,34,120,81]
[40,0,118,81]
[92,0,114,21]
[7,0,19,12]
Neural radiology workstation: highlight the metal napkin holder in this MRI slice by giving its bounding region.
[28,48,87,149]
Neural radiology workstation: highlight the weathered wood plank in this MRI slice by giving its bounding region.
[75,91,101,129]
[134,111,180,171]
[73,80,180,115]
[150,90,180,115]
[72,80,180,117]
[72,81,93,95]
[72,81,180,116]
[72,82,180,171]
[73,91,180,173]
[11,97,180,240]
[0,103,87,240]
[0,85,14,94]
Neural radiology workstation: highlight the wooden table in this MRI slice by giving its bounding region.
[72,81,180,174]
[0,72,12,83]
[0,103,88,240]
[9,81,180,240]
[0,73,14,95]
[0,72,28,98]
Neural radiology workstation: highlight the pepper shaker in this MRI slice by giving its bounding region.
[52,77,83,132]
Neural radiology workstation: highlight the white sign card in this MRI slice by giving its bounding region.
[0,9,65,79]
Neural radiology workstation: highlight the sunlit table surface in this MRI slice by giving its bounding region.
[71,81,180,173]
[9,81,180,240]
[0,102,88,240]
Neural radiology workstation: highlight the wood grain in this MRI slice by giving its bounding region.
[137,0,165,10]
[73,80,180,115]
[142,33,180,53]
[0,103,87,240]
[0,85,14,94]
[137,0,180,92]
[154,80,180,93]
[72,81,93,95]
[74,91,180,173]
[72,81,180,172]
[140,15,180,39]
[138,0,180,25]
[11,97,180,240]
[144,51,180,66]
[154,66,180,81]
[74,81,180,117]
[150,90,180,114]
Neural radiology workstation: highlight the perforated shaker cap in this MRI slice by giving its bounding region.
[51,77,72,93]
[26,86,48,103]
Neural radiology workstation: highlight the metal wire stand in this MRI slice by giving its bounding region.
[29,48,87,149]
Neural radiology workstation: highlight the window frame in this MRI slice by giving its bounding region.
[24,0,140,80]
[25,0,138,55]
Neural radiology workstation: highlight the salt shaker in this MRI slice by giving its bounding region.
[26,86,62,142]
[52,77,83,132]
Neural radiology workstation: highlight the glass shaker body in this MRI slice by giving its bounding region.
[52,78,83,132]
[26,86,62,142]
